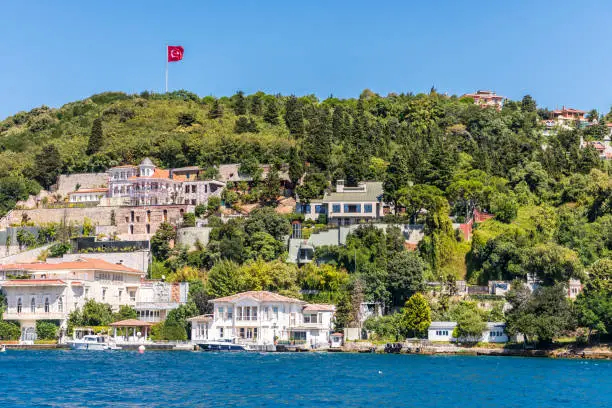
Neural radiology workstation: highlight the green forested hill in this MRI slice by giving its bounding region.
[0,89,610,282]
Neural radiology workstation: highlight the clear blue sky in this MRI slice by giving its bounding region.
[2,0,612,120]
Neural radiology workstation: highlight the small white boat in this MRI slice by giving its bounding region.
[67,335,122,351]
[0,345,6,353]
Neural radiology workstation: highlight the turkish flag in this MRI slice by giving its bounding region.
[167,46,184,62]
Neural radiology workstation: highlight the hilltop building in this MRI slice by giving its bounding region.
[461,90,505,109]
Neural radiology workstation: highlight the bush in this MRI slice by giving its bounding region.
[36,321,58,340]
[194,204,207,218]
[0,321,20,340]
[208,196,221,212]
[162,321,188,341]
[182,213,196,227]
[49,242,71,258]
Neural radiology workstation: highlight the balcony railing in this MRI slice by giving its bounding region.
[3,311,65,320]
[235,316,258,321]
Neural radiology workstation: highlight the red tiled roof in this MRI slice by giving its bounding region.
[0,279,67,287]
[128,168,171,180]
[0,258,142,274]
[212,291,304,304]
[303,304,335,312]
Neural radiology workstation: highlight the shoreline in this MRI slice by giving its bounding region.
[3,343,611,360]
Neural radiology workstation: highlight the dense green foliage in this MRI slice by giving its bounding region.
[36,321,59,340]
[1,89,611,345]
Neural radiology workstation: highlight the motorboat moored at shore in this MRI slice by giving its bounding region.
[197,339,255,351]
[67,335,122,351]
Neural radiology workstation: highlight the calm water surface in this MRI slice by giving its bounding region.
[0,350,610,407]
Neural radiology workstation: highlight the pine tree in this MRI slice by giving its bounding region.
[250,94,263,116]
[247,118,259,133]
[263,99,279,125]
[208,100,223,119]
[284,95,304,137]
[86,118,103,155]
[234,116,250,134]
[288,147,304,185]
[233,91,247,115]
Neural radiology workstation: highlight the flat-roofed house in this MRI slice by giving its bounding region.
[297,180,386,226]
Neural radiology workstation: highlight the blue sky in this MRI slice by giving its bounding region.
[2,0,612,119]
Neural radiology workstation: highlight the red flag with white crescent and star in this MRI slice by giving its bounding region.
[167,46,184,62]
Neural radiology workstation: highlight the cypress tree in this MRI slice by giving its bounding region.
[304,108,332,171]
[86,118,103,155]
[263,99,280,125]
[34,144,62,189]
[284,95,304,137]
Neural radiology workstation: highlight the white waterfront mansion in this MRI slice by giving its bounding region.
[189,291,336,348]
[0,258,187,342]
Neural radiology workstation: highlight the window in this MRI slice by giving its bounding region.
[17,298,22,314]
[304,204,311,214]
[118,289,123,299]
[239,328,245,338]
[344,204,361,213]
[146,224,151,234]
[303,314,318,324]
[292,223,302,239]
[273,307,279,320]
[227,307,233,319]
[364,204,373,213]
[102,288,106,301]
[219,327,224,338]
[58,297,63,313]
[31,298,36,313]
[192,185,197,193]
[129,291,136,302]
[332,204,341,213]
[292,331,307,340]
[44,298,49,313]
[315,205,325,214]
[264,306,270,320]
[130,211,135,222]
[129,225,134,235]
[185,186,190,193]
[236,306,242,320]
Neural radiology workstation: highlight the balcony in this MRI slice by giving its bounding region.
[3,311,66,321]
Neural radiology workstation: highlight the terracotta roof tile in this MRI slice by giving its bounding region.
[0,279,67,286]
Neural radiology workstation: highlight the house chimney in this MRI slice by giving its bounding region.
[336,180,345,193]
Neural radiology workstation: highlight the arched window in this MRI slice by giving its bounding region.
[58,297,63,313]
[17,298,22,314]
[31,298,36,313]
[44,298,50,313]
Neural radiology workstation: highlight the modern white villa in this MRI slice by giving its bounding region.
[297,180,387,226]
[0,258,187,341]
[428,321,509,343]
[188,291,336,348]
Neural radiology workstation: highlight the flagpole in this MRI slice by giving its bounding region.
[165,45,168,93]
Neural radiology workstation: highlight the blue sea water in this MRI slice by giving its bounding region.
[0,351,610,407]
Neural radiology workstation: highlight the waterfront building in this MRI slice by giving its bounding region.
[0,258,186,341]
[427,321,509,343]
[188,291,336,348]
[296,180,387,226]
[461,90,505,110]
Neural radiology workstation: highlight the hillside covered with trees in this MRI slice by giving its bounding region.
[1,89,611,344]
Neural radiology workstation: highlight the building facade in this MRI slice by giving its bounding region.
[67,188,108,203]
[107,158,225,207]
[297,180,387,226]
[188,291,335,348]
[0,258,187,341]
[427,321,509,343]
[0,258,145,341]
